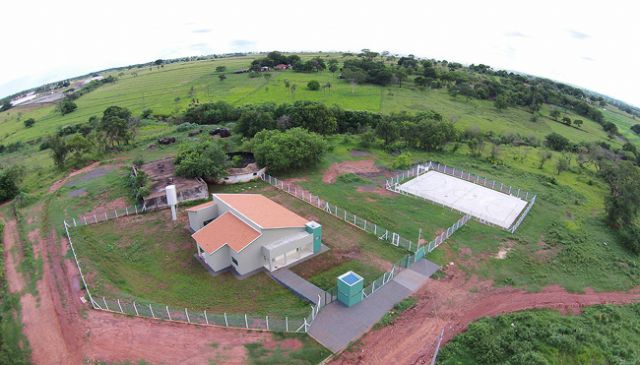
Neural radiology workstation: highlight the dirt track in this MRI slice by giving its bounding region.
[322,160,382,184]
[331,265,640,365]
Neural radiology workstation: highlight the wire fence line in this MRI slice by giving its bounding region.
[62,220,317,333]
[261,172,420,253]
[64,203,160,228]
[385,161,537,233]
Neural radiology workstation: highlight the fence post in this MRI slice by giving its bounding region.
[266,316,269,331]
[245,314,249,329]
[125,207,129,216]
[133,301,139,316]
[135,205,138,214]
[204,310,209,325]
[94,215,97,223]
[103,297,109,311]
[286,317,289,332]
[117,299,124,313]
[224,313,229,327]
[114,209,118,218]
[167,306,172,320]
[185,308,190,324]
[149,304,155,319]
[73,218,77,227]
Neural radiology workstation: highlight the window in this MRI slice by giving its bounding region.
[231,257,238,266]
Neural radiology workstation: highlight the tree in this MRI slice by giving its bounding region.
[236,108,276,137]
[0,165,23,202]
[23,118,35,128]
[555,155,570,175]
[561,116,572,126]
[59,98,77,115]
[391,152,412,169]
[174,140,228,179]
[48,134,69,169]
[307,80,320,91]
[215,65,227,73]
[538,150,552,169]
[0,101,12,112]
[573,119,583,128]
[545,133,570,151]
[141,108,153,119]
[376,118,400,146]
[550,109,561,121]
[99,106,134,147]
[328,63,338,73]
[251,128,327,172]
[218,74,227,82]
[66,134,93,167]
[494,94,509,110]
[288,101,336,134]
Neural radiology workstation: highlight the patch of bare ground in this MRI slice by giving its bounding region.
[356,185,393,196]
[323,160,381,184]
[332,265,640,365]
[49,162,101,193]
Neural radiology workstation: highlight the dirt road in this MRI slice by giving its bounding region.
[332,265,640,365]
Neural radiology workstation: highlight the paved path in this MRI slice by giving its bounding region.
[270,268,327,304]
[309,259,439,353]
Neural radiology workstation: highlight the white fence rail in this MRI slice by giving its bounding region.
[63,220,315,333]
[385,161,536,233]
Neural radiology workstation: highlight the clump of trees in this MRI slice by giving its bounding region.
[174,140,228,180]
[0,165,23,202]
[46,105,137,169]
[251,128,327,172]
[250,51,301,70]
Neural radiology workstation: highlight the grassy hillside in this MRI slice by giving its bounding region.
[1,54,636,148]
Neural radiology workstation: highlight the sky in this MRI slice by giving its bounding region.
[1,0,639,106]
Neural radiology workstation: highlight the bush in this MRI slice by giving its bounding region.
[174,140,228,179]
[23,118,35,128]
[252,128,327,173]
[126,170,151,202]
[307,80,320,90]
[545,132,570,151]
[59,98,77,115]
[0,165,23,202]
[391,152,412,169]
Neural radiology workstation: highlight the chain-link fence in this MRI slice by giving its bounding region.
[386,161,537,233]
[261,173,420,252]
[63,220,316,333]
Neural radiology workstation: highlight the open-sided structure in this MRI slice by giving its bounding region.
[189,194,323,277]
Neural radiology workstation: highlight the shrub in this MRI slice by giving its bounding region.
[307,80,320,91]
[0,165,23,202]
[59,98,77,115]
[23,118,35,128]
[391,152,413,169]
[545,133,570,151]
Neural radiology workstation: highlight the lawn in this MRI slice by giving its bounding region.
[69,209,310,317]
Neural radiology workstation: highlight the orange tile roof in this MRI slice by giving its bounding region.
[186,200,216,212]
[214,194,309,228]
[192,212,261,253]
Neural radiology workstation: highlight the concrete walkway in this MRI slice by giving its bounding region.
[270,268,327,304]
[309,259,439,353]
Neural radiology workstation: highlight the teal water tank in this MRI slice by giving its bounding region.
[305,221,322,253]
[337,271,364,307]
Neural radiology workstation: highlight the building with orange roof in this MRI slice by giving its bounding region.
[189,194,323,277]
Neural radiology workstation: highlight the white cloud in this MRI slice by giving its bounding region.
[1,0,639,106]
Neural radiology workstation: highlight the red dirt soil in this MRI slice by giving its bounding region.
[2,216,285,364]
[332,265,640,365]
[323,160,381,184]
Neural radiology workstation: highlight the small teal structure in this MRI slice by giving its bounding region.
[305,221,323,254]
[337,271,364,307]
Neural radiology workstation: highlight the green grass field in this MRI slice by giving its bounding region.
[438,304,640,364]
